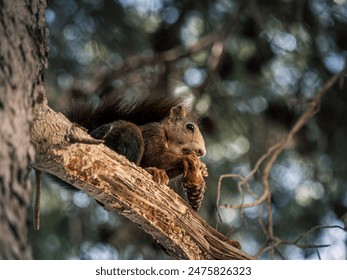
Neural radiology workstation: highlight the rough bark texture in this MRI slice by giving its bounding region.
[0,0,48,259]
[31,104,254,260]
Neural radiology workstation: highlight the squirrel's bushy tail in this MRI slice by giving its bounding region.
[65,95,185,131]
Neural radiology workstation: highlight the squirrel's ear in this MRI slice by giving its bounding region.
[170,104,187,119]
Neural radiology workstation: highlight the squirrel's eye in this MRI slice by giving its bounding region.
[186,123,195,132]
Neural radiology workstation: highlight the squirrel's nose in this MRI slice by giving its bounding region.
[196,148,206,157]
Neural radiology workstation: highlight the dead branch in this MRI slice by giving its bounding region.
[255,225,345,259]
[218,67,347,209]
[219,68,347,209]
[33,169,42,231]
[217,67,347,258]
[30,102,254,260]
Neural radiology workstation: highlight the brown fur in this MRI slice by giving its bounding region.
[59,95,208,210]
[140,104,205,179]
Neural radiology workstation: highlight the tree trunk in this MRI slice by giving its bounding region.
[0,0,48,259]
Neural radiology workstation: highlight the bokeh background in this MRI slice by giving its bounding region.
[30,0,347,259]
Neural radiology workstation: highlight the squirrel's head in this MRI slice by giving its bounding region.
[163,104,206,157]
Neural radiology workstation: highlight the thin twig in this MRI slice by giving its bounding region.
[255,225,345,259]
[292,225,345,244]
[92,32,222,95]
[217,67,347,209]
[259,67,347,243]
[34,169,42,231]
[217,67,347,259]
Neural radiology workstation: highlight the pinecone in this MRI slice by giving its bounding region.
[182,180,207,211]
[182,160,208,211]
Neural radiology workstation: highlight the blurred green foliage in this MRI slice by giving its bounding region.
[30,0,347,259]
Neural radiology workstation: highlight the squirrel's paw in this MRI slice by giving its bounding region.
[182,158,208,211]
[145,167,169,185]
[183,165,204,186]
[181,153,200,177]
[199,161,208,177]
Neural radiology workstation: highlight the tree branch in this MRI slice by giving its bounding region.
[216,67,347,259]
[92,32,222,95]
[30,102,254,260]
[218,67,347,209]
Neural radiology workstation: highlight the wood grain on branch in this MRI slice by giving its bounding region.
[30,103,254,260]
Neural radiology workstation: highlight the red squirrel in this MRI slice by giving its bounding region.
[53,95,208,210]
